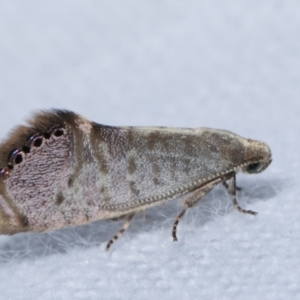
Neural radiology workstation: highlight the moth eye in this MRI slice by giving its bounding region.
[53,128,65,137]
[27,134,44,148]
[246,162,261,174]
[8,149,25,166]
[44,125,65,139]
[33,137,43,147]
[15,152,24,164]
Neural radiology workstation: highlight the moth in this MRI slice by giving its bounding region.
[0,110,272,250]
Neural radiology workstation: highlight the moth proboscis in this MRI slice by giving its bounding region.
[0,109,272,250]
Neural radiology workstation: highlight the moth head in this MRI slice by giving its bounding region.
[242,139,272,174]
[0,110,79,234]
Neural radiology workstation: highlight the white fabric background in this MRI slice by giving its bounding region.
[0,1,299,299]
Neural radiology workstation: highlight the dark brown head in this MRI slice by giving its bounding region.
[0,110,78,234]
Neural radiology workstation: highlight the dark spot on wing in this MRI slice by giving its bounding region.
[153,177,160,186]
[128,157,137,174]
[68,175,74,187]
[129,181,139,196]
[147,132,160,150]
[56,192,65,205]
[19,214,29,228]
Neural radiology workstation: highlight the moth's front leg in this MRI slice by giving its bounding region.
[172,177,222,242]
[222,180,242,191]
[224,173,257,216]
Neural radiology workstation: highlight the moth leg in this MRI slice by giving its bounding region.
[225,174,257,215]
[172,208,187,241]
[172,178,221,242]
[106,212,135,251]
[222,181,241,191]
[108,214,131,221]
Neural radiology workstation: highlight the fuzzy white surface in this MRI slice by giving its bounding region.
[0,1,299,299]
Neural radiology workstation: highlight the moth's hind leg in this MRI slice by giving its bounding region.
[106,212,135,251]
[108,213,132,222]
[172,208,187,241]
[224,173,257,216]
[172,178,221,242]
